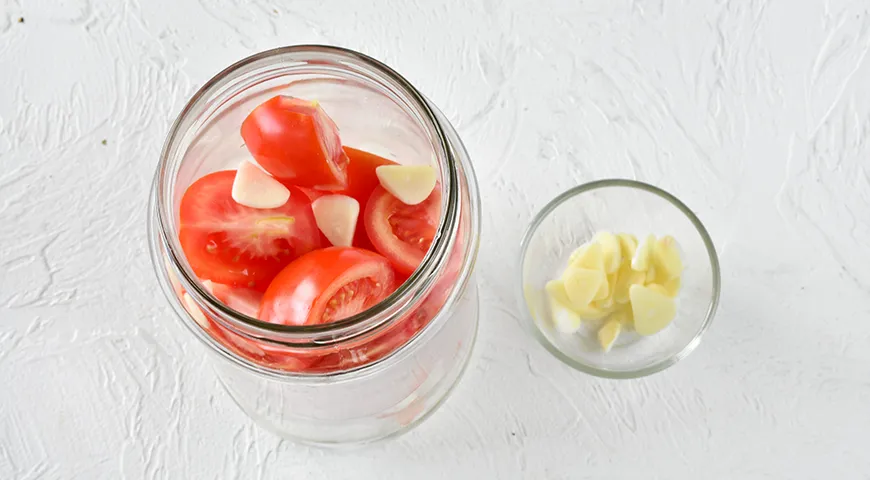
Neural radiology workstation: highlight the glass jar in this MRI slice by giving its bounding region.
[147,46,481,446]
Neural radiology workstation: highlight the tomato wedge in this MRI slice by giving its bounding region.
[340,147,397,249]
[179,171,324,291]
[342,147,397,205]
[259,247,397,326]
[364,186,441,276]
[241,96,349,190]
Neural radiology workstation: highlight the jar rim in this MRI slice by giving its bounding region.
[152,45,463,346]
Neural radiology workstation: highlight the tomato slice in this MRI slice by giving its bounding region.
[364,185,441,276]
[241,96,349,190]
[259,247,397,326]
[340,147,397,249]
[179,171,324,291]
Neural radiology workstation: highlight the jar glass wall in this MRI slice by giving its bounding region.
[147,46,481,446]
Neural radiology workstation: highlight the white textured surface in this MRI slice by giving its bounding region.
[1,0,869,478]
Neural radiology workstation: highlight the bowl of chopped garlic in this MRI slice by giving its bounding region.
[518,179,720,378]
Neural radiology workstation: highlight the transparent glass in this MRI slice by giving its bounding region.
[519,180,720,379]
[147,46,481,446]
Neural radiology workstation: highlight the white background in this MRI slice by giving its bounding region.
[1,0,869,478]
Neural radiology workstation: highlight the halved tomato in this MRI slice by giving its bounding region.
[241,96,349,190]
[341,147,397,249]
[259,247,397,326]
[364,185,441,276]
[179,171,324,291]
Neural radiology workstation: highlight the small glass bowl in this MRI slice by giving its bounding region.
[518,179,720,379]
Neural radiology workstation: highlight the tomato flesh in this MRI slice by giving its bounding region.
[179,171,324,290]
[364,186,441,276]
[259,247,397,326]
[241,96,349,190]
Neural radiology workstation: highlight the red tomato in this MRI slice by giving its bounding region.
[179,171,324,291]
[205,281,263,318]
[364,186,441,276]
[259,247,397,326]
[342,147,397,204]
[293,185,327,202]
[212,321,319,372]
[295,147,399,251]
[308,232,464,372]
[241,96,349,190]
[341,147,397,249]
[311,296,431,372]
[188,281,318,371]
[178,280,317,372]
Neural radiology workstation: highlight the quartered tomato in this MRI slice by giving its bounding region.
[364,186,441,276]
[341,147,397,249]
[241,96,349,190]
[179,170,324,291]
[259,247,397,326]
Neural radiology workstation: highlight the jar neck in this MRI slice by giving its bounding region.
[154,46,461,349]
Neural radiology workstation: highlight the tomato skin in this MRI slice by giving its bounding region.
[179,170,324,291]
[241,96,349,190]
[340,147,397,249]
[364,186,441,276]
[342,147,397,204]
[259,247,397,326]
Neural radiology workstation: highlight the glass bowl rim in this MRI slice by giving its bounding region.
[517,178,721,379]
